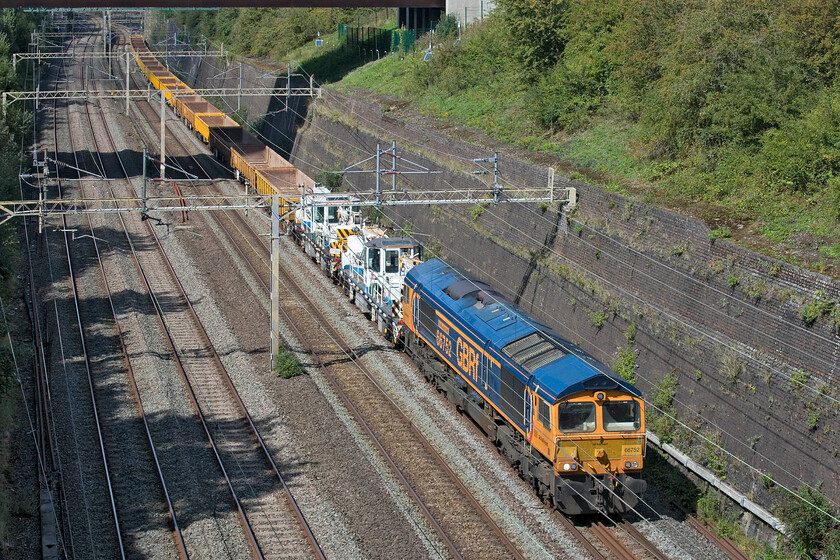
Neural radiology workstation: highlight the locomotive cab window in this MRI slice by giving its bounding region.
[385,250,400,273]
[313,206,324,223]
[367,248,381,272]
[537,397,551,427]
[327,206,340,224]
[603,400,641,432]
[418,297,438,337]
[557,402,596,433]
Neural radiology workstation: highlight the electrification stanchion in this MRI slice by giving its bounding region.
[270,195,280,365]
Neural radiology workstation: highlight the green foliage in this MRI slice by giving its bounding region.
[0,7,37,549]
[469,203,485,220]
[709,227,732,240]
[653,372,677,410]
[273,349,303,379]
[589,308,608,329]
[789,368,810,390]
[648,372,678,442]
[494,0,569,75]
[611,345,637,384]
[798,290,836,325]
[624,320,636,342]
[778,486,839,559]
[434,14,459,41]
[316,170,344,191]
[174,7,363,58]
[806,410,820,432]
[693,431,726,478]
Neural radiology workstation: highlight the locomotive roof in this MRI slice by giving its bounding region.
[406,258,641,403]
[365,237,421,249]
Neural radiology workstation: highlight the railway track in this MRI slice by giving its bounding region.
[34,22,323,558]
[169,171,528,558]
[93,35,323,559]
[39,23,126,559]
[556,513,672,560]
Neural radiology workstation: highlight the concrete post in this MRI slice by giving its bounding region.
[270,195,280,365]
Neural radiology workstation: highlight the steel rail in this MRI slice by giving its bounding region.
[553,513,609,560]
[207,188,526,560]
[114,37,324,558]
[683,516,751,560]
[672,502,751,560]
[51,29,127,559]
[591,521,637,560]
[68,35,190,558]
[618,518,670,560]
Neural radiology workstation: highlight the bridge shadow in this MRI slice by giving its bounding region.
[37,223,312,558]
[50,149,234,182]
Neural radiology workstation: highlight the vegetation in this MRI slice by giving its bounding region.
[798,290,836,325]
[316,170,344,191]
[0,8,37,547]
[336,0,840,276]
[588,308,608,329]
[273,348,303,378]
[648,372,678,442]
[777,486,840,559]
[611,345,637,384]
[170,8,399,83]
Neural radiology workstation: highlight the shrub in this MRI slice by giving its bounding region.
[799,289,836,325]
[778,485,838,559]
[806,410,820,432]
[274,349,303,379]
[624,320,637,343]
[434,13,459,41]
[317,170,344,192]
[470,203,485,220]
[789,368,810,390]
[589,309,608,329]
[709,227,732,240]
[612,346,638,384]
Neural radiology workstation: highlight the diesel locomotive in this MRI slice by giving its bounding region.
[400,259,647,514]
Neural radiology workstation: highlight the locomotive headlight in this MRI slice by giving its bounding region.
[625,461,631,468]
[570,464,578,471]
[563,463,571,471]
[633,461,639,468]
[595,391,606,401]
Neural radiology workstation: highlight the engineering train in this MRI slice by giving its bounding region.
[129,33,648,515]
